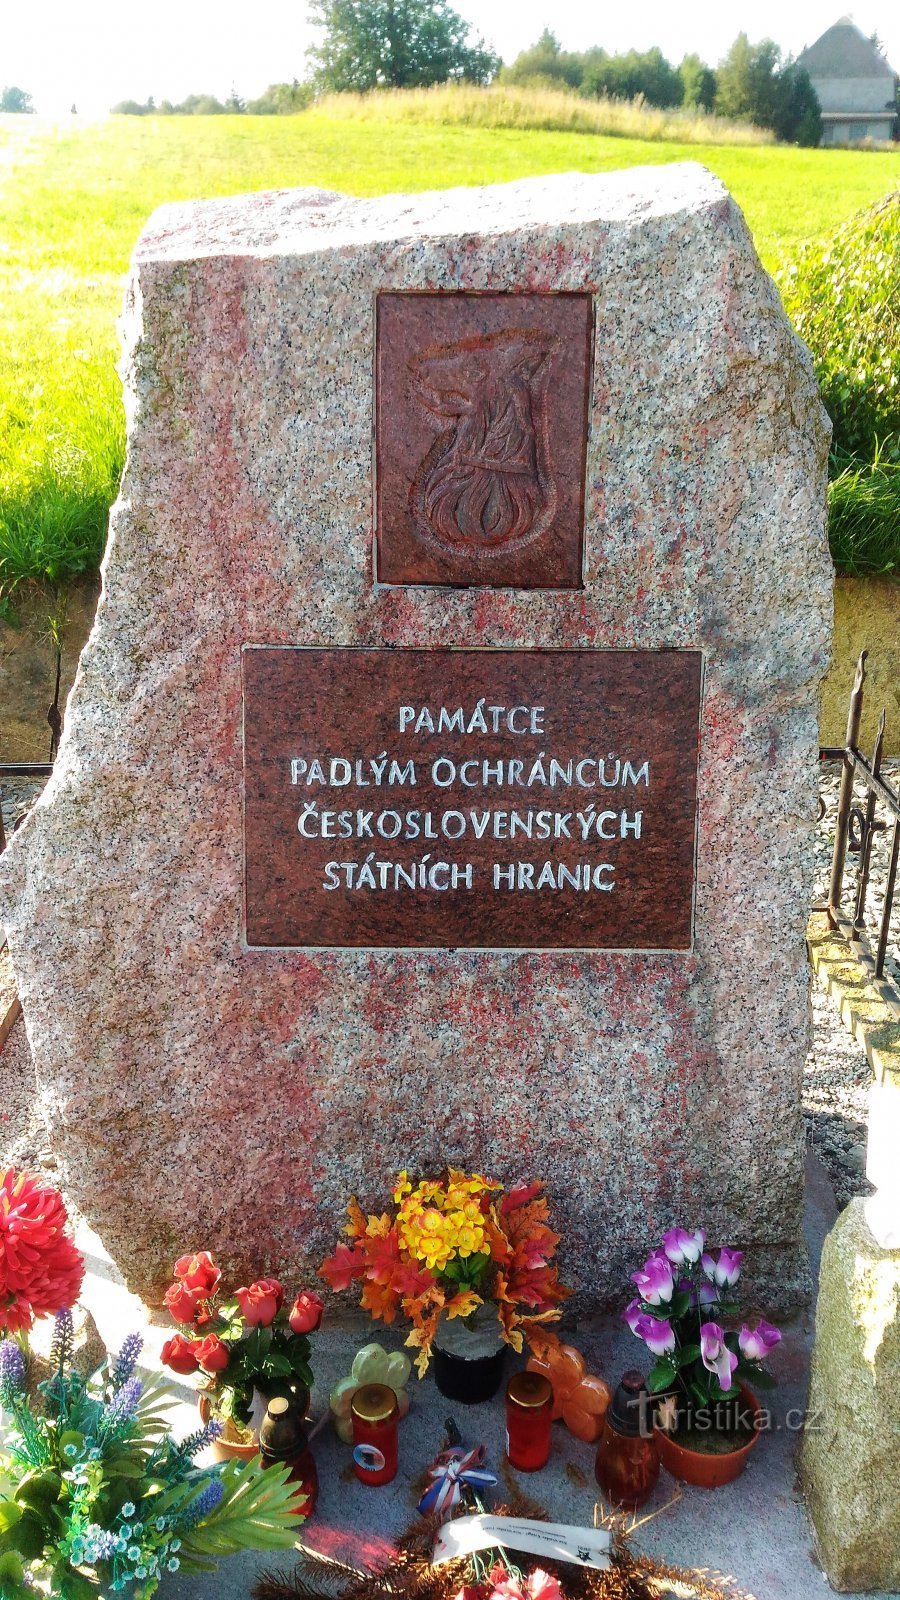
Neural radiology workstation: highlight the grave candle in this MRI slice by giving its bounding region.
[351,1382,399,1485]
[506,1370,553,1470]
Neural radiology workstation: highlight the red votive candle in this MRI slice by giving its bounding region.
[351,1383,399,1485]
[594,1370,659,1510]
[505,1370,553,1470]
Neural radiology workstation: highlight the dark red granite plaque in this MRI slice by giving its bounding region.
[375,293,592,589]
[243,648,701,950]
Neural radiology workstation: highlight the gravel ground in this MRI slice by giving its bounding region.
[2,766,898,1214]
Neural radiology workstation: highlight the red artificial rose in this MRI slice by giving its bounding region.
[163,1280,202,1325]
[235,1278,283,1328]
[173,1251,221,1297]
[288,1291,324,1334]
[193,1333,230,1374]
[161,1333,201,1375]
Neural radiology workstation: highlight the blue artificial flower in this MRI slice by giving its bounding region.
[168,1558,181,1572]
[121,1502,135,1518]
[127,1545,141,1562]
[0,1340,26,1403]
[112,1332,144,1388]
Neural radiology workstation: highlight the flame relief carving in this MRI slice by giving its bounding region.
[407,328,560,561]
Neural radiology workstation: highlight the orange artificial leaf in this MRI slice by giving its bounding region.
[445,1290,483,1320]
[343,1197,368,1241]
[360,1279,400,1323]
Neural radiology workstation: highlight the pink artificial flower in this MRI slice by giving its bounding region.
[634,1313,676,1357]
[622,1298,644,1334]
[700,1322,739,1393]
[701,1247,743,1288]
[631,1251,674,1306]
[695,1280,719,1308]
[662,1227,705,1265]
[739,1319,781,1362]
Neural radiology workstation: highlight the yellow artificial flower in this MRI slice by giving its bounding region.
[393,1170,412,1205]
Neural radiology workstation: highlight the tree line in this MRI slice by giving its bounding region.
[501,30,822,144]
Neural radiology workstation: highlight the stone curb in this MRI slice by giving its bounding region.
[807,910,900,1086]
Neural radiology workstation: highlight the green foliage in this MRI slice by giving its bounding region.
[499,30,584,90]
[503,35,689,110]
[0,1321,300,1598]
[679,54,716,111]
[715,33,821,142]
[827,453,900,578]
[0,87,33,114]
[247,81,315,114]
[308,0,500,91]
[777,193,900,461]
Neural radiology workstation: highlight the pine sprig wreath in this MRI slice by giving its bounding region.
[253,1499,756,1600]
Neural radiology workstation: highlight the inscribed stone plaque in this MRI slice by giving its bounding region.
[243,648,701,949]
[375,293,592,588]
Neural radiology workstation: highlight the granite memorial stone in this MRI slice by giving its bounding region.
[0,167,832,1306]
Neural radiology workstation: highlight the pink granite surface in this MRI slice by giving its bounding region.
[0,167,832,1309]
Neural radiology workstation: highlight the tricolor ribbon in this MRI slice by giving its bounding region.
[417,1446,498,1518]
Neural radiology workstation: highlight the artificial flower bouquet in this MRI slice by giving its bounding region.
[624,1226,781,1436]
[0,1312,299,1600]
[160,1250,323,1435]
[320,1169,570,1374]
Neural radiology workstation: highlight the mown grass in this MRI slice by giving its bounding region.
[1,104,899,598]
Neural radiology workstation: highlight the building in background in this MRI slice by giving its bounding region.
[798,16,898,144]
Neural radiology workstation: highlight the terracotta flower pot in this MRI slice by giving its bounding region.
[653,1383,762,1489]
[199,1393,260,1462]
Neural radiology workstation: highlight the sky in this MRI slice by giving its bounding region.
[4,1,900,117]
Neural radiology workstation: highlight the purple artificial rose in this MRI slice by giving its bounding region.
[662,1227,705,1266]
[632,1251,675,1306]
[701,1247,743,1288]
[739,1319,782,1362]
[634,1313,676,1357]
[695,1280,719,1309]
[700,1322,739,1393]
[622,1298,644,1334]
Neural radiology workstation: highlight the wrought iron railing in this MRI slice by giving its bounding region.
[818,649,900,1011]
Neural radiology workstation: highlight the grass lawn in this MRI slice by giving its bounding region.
[1,109,898,594]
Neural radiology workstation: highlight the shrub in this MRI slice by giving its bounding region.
[777,192,900,462]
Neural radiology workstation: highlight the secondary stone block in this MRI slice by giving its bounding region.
[801,1198,900,1592]
[0,168,832,1306]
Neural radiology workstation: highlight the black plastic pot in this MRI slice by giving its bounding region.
[432,1342,506,1404]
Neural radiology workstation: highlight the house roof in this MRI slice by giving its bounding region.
[798,17,898,79]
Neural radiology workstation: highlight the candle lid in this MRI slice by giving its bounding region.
[351,1382,398,1424]
[506,1371,553,1410]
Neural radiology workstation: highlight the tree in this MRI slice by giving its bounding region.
[678,53,716,111]
[714,33,781,125]
[308,0,500,91]
[246,80,314,113]
[772,62,822,145]
[715,33,821,142]
[0,85,34,113]
[502,29,584,89]
[580,46,682,107]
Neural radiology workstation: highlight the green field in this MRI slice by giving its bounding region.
[1,108,898,595]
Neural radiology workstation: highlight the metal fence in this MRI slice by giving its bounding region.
[818,649,900,1010]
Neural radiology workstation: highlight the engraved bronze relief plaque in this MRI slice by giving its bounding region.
[242,647,702,949]
[375,293,592,588]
